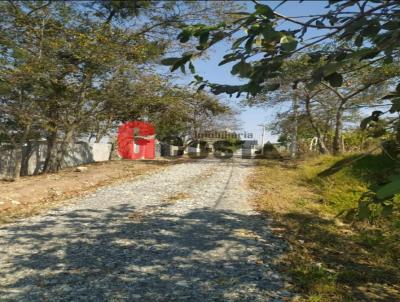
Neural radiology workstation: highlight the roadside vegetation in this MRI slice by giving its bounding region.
[165,3,400,299]
[0,1,242,179]
[251,153,400,302]
[165,0,400,223]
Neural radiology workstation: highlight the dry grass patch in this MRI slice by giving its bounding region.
[0,159,184,224]
[165,192,191,203]
[249,160,317,214]
[129,191,191,222]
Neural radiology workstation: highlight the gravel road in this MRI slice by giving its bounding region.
[0,158,292,301]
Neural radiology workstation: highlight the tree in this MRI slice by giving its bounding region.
[0,2,160,174]
[161,0,400,147]
[163,0,400,94]
[1,0,241,177]
[246,52,398,154]
[131,81,232,143]
[89,0,245,55]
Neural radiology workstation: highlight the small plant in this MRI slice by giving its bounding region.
[345,178,400,223]
[291,263,338,299]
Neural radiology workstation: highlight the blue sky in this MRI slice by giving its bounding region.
[167,1,329,143]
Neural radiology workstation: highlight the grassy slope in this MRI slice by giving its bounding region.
[250,154,399,302]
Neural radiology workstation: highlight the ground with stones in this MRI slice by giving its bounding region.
[0,158,293,301]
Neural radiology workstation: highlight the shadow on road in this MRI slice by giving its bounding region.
[0,204,287,301]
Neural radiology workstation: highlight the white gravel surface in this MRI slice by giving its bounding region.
[0,158,293,301]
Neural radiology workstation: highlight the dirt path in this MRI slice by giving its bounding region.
[0,160,172,223]
[0,158,292,302]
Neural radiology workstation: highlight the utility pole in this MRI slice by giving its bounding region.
[258,124,266,156]
[290,95,298,159]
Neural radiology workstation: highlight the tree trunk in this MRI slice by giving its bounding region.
[12,148,23,180]
[290,96,298,159]
[43,130,58,173]
[11,123,31,179]
[94,121,102,143]
[95,126,108,143]
[20,141,34,176]
[333,107,344,155]
[55,125,76,171]
[396,117,400,156]
[305,98,329,154]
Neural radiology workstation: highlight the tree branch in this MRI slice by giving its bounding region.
[27,1,52,16]
[320,82,346,101]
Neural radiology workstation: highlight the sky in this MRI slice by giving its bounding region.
[166,1,329,144]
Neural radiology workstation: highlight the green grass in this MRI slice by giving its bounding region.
[251,153,400,302]
[300,154,397,215]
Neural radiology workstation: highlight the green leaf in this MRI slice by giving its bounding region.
[359,49,380,60]
[358,200,372,219]
[261,25,279,42]
[255,35,263,46]
[375,175,400,200]
[245,36,255,52]
[382,20,400,30]
[219,53,241,66]
[389,98,400,113]
[313,62,343,84]
[177,29,192,43]
[266,83,280,91]
[171,61,182,72]
[308,53,322,63]
[315,20,325,28]
[210,84,241,96]
[231,60,252,77]
[345,48,373,60]
[360,116,373,130]
[199,31,209,46]
[382,94,399,100]
[255,4,274,18]
[312,68,324,82]
[354,35,363,47]
[361,19,381,37]
[232,36,248,49]
[249,24,261,35]
[325,72,343,87]
[306,80,320,91]
[327,13,338,25]
[194,75,203,82]
[209,31,227,46]
[341,17,367,39]
[242,80,261,96]
[383,56,393,64]
[280,35,297,52]
[321,62,339,77]
[160,57,180,66]
[381,205,393,217]
[189,62,195,74]
[335,51,347,61]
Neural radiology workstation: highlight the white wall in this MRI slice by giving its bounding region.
[0,142,113,178]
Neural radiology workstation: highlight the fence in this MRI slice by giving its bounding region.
[0,142,112,178]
